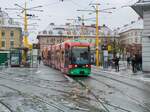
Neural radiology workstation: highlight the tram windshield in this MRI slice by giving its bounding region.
[71,46,90,65]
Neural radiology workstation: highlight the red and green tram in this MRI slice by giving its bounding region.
[43,39,91,76]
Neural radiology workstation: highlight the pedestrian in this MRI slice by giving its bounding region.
[139,55,142,71]
[137,54,142,71]
[114,56,120,72]
[131,55,136,73]
[127,56,131,68]
[38,55,41,64]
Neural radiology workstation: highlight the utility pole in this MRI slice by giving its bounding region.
[77,3,115,67]
[95,3,99,67]
[5,0,43,65]
[6,1,43,48]
[81,15,85,39]
[24,1,28,47]
[77,1,100,67]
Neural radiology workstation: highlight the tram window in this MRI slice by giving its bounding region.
[71,47,90,64]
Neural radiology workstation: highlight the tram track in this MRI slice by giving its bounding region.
[90,76,150,112]
[0,83,67,112]
[92,70,150,93]
[0,72,73,96]
[64,74,137,112]
[1,69,149,112]
[92,69,150,111]
[0,71,98,111]
[0,75,94,102]
[0,100,14,112]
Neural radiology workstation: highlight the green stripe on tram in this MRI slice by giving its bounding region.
[68,68,91,76]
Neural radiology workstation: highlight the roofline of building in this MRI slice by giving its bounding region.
[119,28,143,34]
[0,26,22,29]
[134,2,150,6]
[37,34,120,39]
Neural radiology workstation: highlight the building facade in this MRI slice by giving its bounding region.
[0,8,22,50]
[0,27,22,50]
[116,19,143,59]
[132,0,150,72]
[37,23,119,54]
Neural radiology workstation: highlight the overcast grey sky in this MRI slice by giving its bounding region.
[0,0,139,42]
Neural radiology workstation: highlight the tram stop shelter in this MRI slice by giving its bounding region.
[10,47,33,67]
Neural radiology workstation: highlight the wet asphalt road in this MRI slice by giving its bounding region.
[0,65,150,112]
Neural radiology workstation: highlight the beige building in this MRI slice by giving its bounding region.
[0,27,22,50]
[0,8,22,50]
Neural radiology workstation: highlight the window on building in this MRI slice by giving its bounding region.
[49,31,53,35]
[47,39,49,43]
[135,31,137,36]
[58,31,63,35]
[135,38,137,43]
[10,41,14,48]
[10,31,14,40]
[43,30,47,34]
[10,31,14,36]
[2,31,5,39]
[2,41,5,47]
[2,31,5,36]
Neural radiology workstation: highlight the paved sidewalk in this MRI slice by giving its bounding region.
[92,61,150,83]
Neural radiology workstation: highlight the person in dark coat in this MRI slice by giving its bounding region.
[114,56,120,72]
[38,56,41,64]
[140,55,142,71]
[138,55,142,71]
[131,55,136,73]
[127,56,131,68]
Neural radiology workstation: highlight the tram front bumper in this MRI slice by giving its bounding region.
[68,68,91,76]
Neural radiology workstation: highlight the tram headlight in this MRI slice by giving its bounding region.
[75,65,77,67]
[86,64,89,67]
